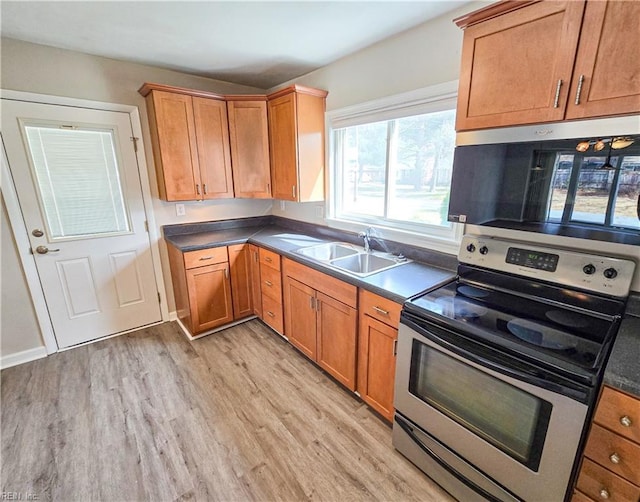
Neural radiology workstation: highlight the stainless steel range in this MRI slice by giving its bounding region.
[393,235,636,502]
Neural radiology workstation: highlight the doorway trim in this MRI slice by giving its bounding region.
[1,89,169,354]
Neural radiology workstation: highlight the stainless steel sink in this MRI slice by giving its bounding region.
[329,253,404,277]
[295,242,360,261]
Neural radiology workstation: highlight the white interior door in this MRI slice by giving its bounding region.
[2,99,162,349]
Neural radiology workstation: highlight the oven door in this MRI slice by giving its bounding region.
[394,313,589,502]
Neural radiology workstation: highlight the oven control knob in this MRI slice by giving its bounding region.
[479,246,489,255]
[466,243,476,253]
[583,264,596,275]
[603,268,618,279]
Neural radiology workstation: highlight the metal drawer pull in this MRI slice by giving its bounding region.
[264,280,273,287]
[203,184,207,195]
[265,256,272,263]
[309,297,316,310]
[267,311,275,317]
[393,339,398,356]
[199,256,213,261]
[575,74,585,105]
[599,488,610,499]
[373,306,390,316]
[609,452,620,464]
[196,184,201,195]
[620,415,632,427]
[224,268,229,279]
[553,79,562,108]
[292,185,297,199]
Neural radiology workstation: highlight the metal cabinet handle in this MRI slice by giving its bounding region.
[609,452,620,464]
[265,256,272,263]
[35,245,60,254]
[266,311,275,318]
[575,74,585,105]
[620,415,632,427]
[264,280,273,287]
[254,251,259,262]
[373,306,390,316]
[196,184,201,195]
[292,185,297,199]
[267,183,271,194]
[599,488,610,499]
[393,339,398,356]
[199,256,213,261]
[224,268,229,279]
[309,297,316,310]
[203,184,207,195]
[553,79,562,108]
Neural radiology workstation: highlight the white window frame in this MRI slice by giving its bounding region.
[325,81,463,255]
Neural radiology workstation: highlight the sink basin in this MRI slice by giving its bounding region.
[329,253,404,277]
[296,242,360,261]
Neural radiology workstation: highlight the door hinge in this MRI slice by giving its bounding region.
[131,136,139,152]
[157,292,161,304]
[144,220,149,232]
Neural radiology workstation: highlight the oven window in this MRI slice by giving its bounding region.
[409,340,552,471]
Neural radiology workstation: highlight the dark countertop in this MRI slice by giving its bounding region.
[604,294,640,398]
[164,221,456,303]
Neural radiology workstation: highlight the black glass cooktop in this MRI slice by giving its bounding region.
[407,280,618,373]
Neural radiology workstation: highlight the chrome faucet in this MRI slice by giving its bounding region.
[359,227,374,253]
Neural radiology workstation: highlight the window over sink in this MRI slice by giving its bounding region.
[327,82,463,254]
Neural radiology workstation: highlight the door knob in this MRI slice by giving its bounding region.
[32,229,44,237]
[35,245,60,254]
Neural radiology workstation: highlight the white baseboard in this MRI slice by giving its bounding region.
[169,310,178,321]
[1,346,48,370]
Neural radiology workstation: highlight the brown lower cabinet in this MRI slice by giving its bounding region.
[168,244,252,336]
[248,244,262,317]
[357,289,402,421]
[283,258,357,390]
[573,385,640,501]
[259,248,283,334]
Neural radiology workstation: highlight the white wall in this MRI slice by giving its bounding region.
[0,38,272,360]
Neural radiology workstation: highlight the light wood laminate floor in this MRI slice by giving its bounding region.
[1,320,453,502]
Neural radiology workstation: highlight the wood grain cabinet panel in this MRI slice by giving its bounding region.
[454,0,640,130]
[565,0,640,119]
[248,244,262,318]
[594,386,640,444]
[261,294,284,335]
[228,244,253,320]
[186,263,234,333]
[257,247,283,335]
[141,85,233,201]
[267,85,328,202]
[584,425,640,486]
[282,258,357,390]
[227,98,272,199]
[576,458,640,502]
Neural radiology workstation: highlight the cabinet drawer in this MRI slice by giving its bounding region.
[359,289,401,327]
[282,258,357,308]
[262,295,283,334]
[594,386,640,445]
[260,265,282,302]
[184,247,228,269]
[572,491,595,502]
[584,424,640,485]
[259,248,281,271]
[577,458,640,502]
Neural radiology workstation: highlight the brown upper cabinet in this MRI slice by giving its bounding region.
[140,84,234,201]
[226,96,272,199]
[267,85,328,202]
[454,0,640,131]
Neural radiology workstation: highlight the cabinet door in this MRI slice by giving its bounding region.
[227,100,271,199]
[228,244,253,320]
[456,1,585,130]
[192,97,234,199]
[357,315,397,421]
[268,92,299,201]
[316,292,357,391]
[283,276,317,359]
[186,263,233,333]
[148,91,200,200]
[248,244,262,317]
[565,1,640,120]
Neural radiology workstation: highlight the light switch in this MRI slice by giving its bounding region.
[175,204,186,216]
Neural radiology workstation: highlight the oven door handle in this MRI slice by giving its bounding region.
[395,414,511,502]
[401,314,590,402]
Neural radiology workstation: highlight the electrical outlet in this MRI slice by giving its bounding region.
[175,203,186,216]
[279,200,286,211]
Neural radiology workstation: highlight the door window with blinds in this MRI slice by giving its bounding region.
[21,122,132,240]
[328,84,460,243]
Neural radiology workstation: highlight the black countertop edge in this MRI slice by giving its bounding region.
[604,313,640,398]
[624,293,640,318]
[163,215,458,272]
[163,215,274,237]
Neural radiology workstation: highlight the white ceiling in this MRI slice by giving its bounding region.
[1,1,470,89]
